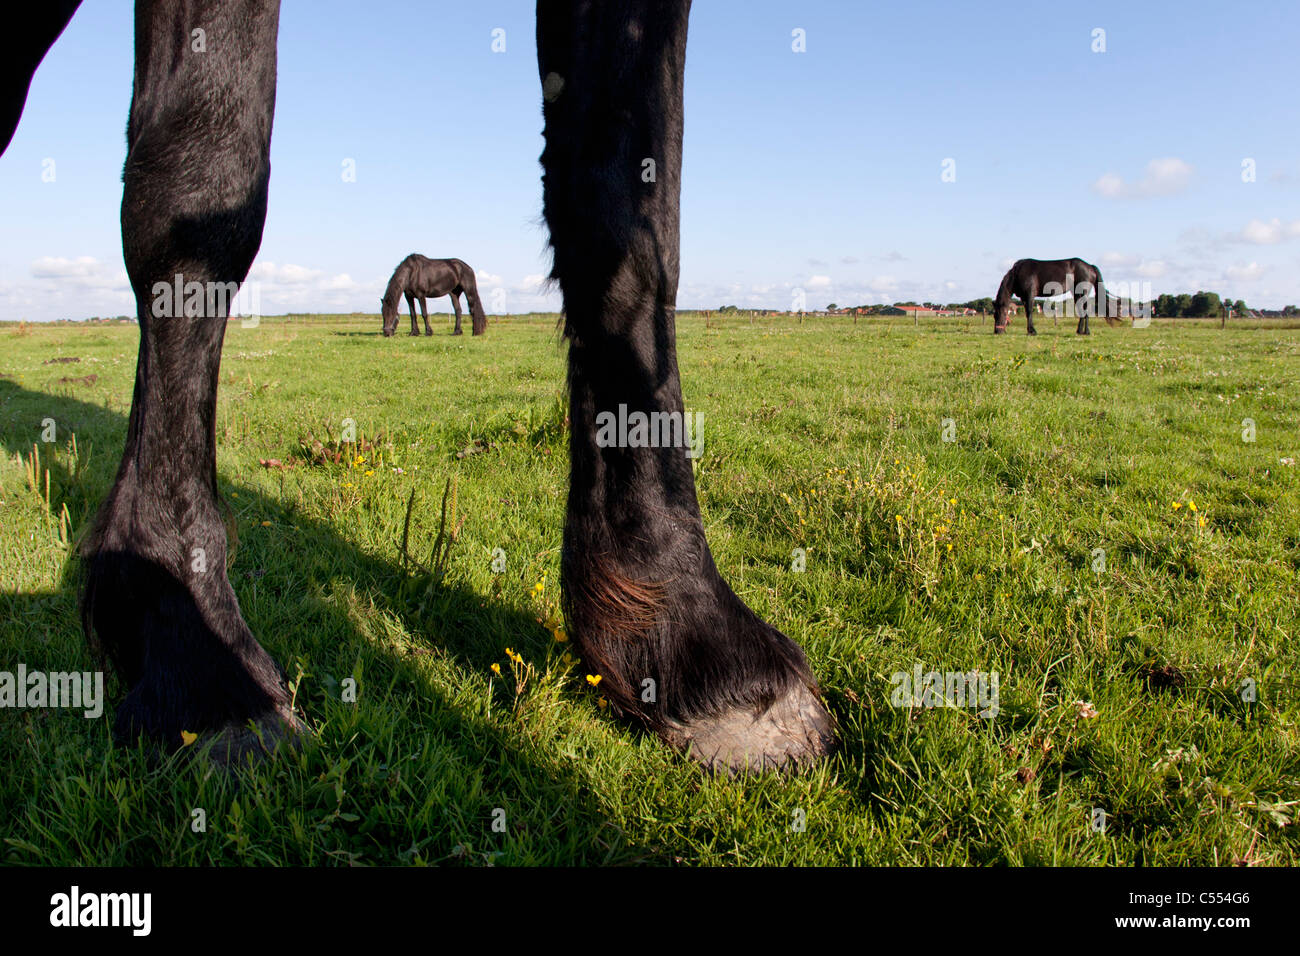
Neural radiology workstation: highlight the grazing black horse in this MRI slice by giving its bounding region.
[5,0,832,773]
[993,258,1110,335]
[381,254,486,337]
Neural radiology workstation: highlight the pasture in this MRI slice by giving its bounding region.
[1,313,1297,865]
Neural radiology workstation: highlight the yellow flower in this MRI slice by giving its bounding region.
[949,498,957,506]
[343,482,354,489]
[1187,500,1197,512]
[947,543,953,551]
[365,469,375,477]
[261,520,271,526]
[180,730,198,746]
[1171,501,1182,510]
[586,674,602,687]
[491,663,501,676]
[1198,517,1207,527]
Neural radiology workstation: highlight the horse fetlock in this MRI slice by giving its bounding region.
[81,492,294,751]
[563,545,834,771]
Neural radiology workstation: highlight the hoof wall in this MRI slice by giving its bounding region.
[663,683,834,775]
[194,706,307,768]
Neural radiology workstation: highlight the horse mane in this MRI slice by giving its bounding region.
[381,256,414,328]
[994,266,1016,307]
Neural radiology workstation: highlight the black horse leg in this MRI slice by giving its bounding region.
[406,292,419,335]
[538,0,832,772]
[80,0,298,760]
[1023,286,1038,335]
[1077,280,1092,335]
[450,292,464,335]
[420,296,432,336]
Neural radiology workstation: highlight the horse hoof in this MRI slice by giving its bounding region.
[193,705,308,768]
[662,682,834,776]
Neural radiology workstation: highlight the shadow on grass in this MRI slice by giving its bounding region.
[0,377,668,865]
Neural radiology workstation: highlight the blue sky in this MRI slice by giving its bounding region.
[2,0,1298,321]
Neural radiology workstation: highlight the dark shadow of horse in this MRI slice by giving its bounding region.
[0,376,671,864]
[381,255,487,338]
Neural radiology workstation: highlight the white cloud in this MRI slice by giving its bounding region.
[1092,158,1193,199]
[1225,262,1266,281]
[806,275,832,289]
[1092,173,1126,199]
[1,256,133,320]
[31,256,103,279]
[28,256,129,292]
[247,261,324,284]
[1238,218,1300,244]
[322,273,356,290]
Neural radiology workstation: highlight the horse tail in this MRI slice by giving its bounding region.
[458,261,488,335]
[381,260,407,331]
[1099,268,1119,326]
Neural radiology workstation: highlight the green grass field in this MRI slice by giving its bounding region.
[1,313,1297,865]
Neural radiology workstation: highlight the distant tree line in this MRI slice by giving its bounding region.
[1151,292,1227,318]
[719,295,1300,318]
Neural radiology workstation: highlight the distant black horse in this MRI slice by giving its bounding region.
[381,254,486,337]
[993,258,1113,335]
[5,0,831,774]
